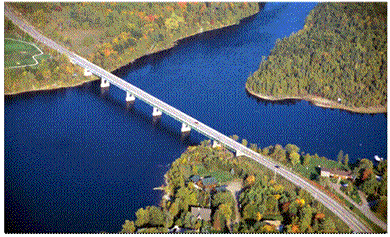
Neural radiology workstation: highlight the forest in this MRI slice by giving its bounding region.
[246,2,387,110]
[10,2,259,72]
[120,141,352,233]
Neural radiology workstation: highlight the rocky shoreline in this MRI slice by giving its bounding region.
[245,86,387,114]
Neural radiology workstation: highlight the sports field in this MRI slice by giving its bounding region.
[4,38,43,68]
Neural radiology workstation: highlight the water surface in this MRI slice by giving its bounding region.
[5,2,387,233]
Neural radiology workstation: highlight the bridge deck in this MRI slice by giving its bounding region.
[5,5,373,233]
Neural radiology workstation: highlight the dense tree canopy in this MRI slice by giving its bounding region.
[246,2,387,109]
[10,2,259,71]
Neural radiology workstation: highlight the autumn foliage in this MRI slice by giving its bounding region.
[362,168,373,181]
[246,175,256,185]
[315,212,325,220]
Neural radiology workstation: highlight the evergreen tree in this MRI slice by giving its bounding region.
[344,154,349,168]
[321,218,336,233]
[337,150,344,164]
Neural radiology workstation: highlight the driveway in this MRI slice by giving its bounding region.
[226,180,243,224]
[328,182,387,231]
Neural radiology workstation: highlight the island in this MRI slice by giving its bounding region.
[246,2,387,114]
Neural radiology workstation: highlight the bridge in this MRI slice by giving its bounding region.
[5,5,374,233]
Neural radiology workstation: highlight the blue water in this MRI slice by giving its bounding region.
[5,2,387,233]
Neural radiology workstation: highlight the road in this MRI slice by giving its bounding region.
[328,182,387,231]
[5,4,374,233]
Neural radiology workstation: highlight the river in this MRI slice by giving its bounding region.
[5,2,387,233]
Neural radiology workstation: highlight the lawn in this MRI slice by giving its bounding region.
[5,38,42,68]
[195,164,234,184]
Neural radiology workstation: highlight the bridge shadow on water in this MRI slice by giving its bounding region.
[5,86,69,102]
[77,80,199,147]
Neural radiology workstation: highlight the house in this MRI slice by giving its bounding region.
[191,207,211,222]
[320,167,353,180]
[202,177,218,190]
[188,175,219,191]
[215,185,227,192]
[189,175,201,183]
[263,220,283,232]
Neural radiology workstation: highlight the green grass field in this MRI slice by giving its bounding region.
[4,38,42,68]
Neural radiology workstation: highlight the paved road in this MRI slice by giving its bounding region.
[5,4,374,233]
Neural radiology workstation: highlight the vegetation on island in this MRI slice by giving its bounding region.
[5,18,97,95]
[120,141,351,233]
[9,2,259,72]
[246,2,387,113]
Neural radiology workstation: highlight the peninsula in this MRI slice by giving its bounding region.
[246,2,387,114]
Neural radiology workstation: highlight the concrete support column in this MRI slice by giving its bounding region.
[152,107,162,117]
[212,140,221,148]
[236,150,245,157]
[126,91,136,102]
[84,68,92,76]
[100,78,110,88]
[181,123,191,133]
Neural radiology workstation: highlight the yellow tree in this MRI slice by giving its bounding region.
[290,151,301,166]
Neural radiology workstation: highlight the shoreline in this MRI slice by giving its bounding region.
[245,86,387,114]
[5,10,260,97]
[4,76,99,97]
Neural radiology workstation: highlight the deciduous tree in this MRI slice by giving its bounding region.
[290,151,301,166]
[121,220,136,233]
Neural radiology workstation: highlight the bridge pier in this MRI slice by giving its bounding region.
[84,68,92,76]
[212,140,222,148]
[126,91,136,103]
[152,107,162,117]
[181,123,191,133]
[236,150,245,157]
[100,78,110,88]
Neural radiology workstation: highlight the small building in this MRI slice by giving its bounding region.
[215,185,227,192]
[189,175,201,183]
[188,175,219,191]
[191,207,211,222]
[202,176,218,190]
[320,167,353,180]
[263,220,283,232]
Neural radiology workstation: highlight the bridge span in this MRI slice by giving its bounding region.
[5,5,373,233]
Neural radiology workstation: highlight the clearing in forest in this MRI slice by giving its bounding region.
[4,38,44,68]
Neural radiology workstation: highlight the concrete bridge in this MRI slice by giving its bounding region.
[5,5,374,233]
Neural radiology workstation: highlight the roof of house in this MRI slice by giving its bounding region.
[202,176,217,186]
[191,207,211,222]
[189,175,201,183]
[321,167,352,176]
[263,220,282,227]
[215,185,227,192]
